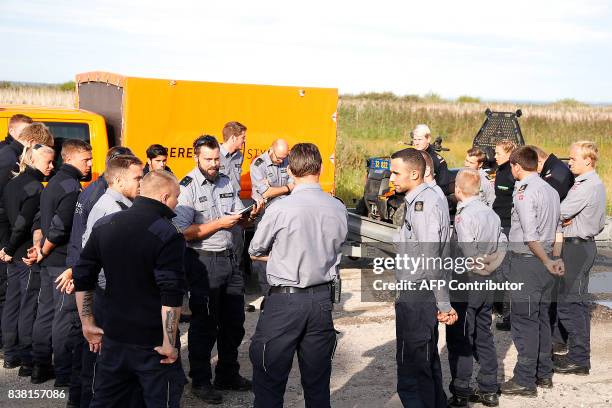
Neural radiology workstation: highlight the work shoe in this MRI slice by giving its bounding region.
[214,375,252,391]
[192,383,223,405]
[3,359,21,369]
[553,360,590,375]
[536,378,553,388]
[447,394,469,407]
[30,364,55,384]
[18,364,33,377]
[500,378,537,397]
[469,390,499,407]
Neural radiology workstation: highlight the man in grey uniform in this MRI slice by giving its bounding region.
[248,143,347,408]
[553,141,606,376]
[501,146,564,397]
[464,147,495,207]
[249,138,293,294]
[174,135,260,404]
[390,148,457,408]
[219,122,247,280]
[447,169,506,407]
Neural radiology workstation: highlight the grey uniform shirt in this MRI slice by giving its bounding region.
[82,188,132,289]
[428,180,449,215]
[509,173,561,255]
[395,182,451,312]
[219,145,244,195]
[479,169,495,207]
[249,151,293,201]
[174,168,244,251]
[560,170,606,239]
[454,196,507,258]
[248,183,347,288]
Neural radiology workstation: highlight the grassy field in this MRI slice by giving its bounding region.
[336,97,612,212]
[1,86,610,211]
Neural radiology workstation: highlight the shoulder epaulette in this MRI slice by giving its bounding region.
[254,158,264,166]
[180,176,193,187]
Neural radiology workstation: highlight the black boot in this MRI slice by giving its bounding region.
[553,360,589,375]
[470,390,499,407]
[447,394,469,407]
[214,374,252,391]
[500,378,537,397]
[30,364,55,384]
[192,383,223,404]
[536,377,553,388]
[18,364,33,377]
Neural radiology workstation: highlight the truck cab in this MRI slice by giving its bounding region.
[0,105,109,182]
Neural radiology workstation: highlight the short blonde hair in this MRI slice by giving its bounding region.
[455,168,481,197]
[19,123,54,147]
[571,140,598,164]
[412,124,431,139]
[495,139,517,154]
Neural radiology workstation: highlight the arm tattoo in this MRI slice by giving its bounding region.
[81,290,94,318]
[165,309,179,346]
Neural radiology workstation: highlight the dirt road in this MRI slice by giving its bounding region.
[1,267,611,408]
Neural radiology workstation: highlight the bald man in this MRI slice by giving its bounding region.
[250,139,294,205]
[73,170,187,408]
[249,140,294,295]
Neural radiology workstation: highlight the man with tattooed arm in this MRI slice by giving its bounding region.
[72,170,187,408]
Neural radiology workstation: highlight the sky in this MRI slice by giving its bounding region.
[1,0,611,103]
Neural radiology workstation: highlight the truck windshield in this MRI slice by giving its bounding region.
[43,122,91,180]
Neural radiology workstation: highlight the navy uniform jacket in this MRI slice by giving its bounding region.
[0,166,45,259]
[73,196,186,347]
[0,139,24,198]
[540,154,574,202]
[66,175,108,268]
[40,164,83,267]
[426,144,452,195]
[492,161,515,229]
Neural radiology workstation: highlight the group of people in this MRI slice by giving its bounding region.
[0,116,345,408]
[391,125,605,407]
[0,113,606,408]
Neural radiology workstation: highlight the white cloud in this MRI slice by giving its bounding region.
[1,0,611,101]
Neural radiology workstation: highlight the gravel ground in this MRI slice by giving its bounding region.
[1,267,611,408]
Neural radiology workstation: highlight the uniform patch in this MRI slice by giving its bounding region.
[518,194,524,200]
[415,201,424,212]
[219,192,234,199]
[455,216,462,224]
[280,168,287,173]
[235,163,241,168]
[180,176,193,187]
[254,158,264,166]
[518,184,528,192]
[198,196,207,203]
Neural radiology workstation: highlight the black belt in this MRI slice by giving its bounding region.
[198,249,233,257]
[564,237,594,243]
[269,283,332,294]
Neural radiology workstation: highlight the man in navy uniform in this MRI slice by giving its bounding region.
[73,170,187,408]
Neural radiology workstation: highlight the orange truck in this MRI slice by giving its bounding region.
[0,72,340,196]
